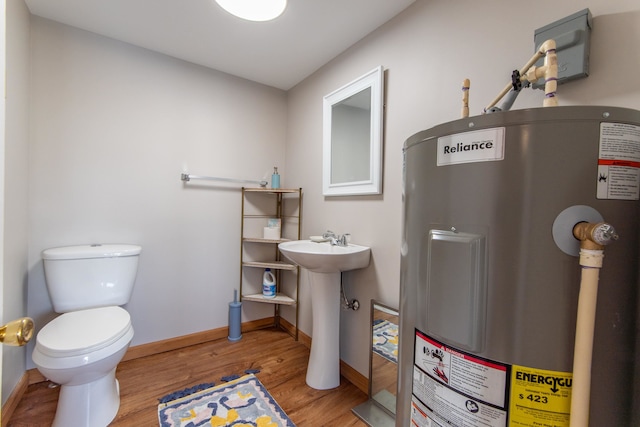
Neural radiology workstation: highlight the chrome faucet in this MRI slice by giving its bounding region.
[322,230,350,246]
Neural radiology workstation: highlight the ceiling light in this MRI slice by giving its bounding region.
[215,0,287,22]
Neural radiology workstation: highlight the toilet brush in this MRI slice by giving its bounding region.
[228,290,242,342]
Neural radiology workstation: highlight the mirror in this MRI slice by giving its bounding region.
[323,66,384,196]
[352,300,398,426]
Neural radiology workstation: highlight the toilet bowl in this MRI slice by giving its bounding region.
[32,306,134,427]
[32,244,141,427]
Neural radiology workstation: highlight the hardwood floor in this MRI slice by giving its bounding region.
[8,328,368,426]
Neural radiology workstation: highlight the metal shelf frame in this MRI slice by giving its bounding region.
[239,187,302,340]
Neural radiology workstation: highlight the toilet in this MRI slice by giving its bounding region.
[32,244,141,427]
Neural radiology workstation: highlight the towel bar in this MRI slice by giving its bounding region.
[181,173,268,187]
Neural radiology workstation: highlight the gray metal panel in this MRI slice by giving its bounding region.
[533,8,592,88]
[397,106,640,426]
[423,229,487,352]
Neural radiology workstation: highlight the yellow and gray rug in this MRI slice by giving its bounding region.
[158,374,295,427]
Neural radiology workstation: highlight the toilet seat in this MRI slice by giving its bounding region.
[36,306,132,358]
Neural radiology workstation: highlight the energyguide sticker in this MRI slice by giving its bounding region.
[509,365,572,427]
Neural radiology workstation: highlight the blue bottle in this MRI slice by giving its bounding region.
[271,167,280,189]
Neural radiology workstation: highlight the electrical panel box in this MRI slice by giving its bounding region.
[533,8,592,89]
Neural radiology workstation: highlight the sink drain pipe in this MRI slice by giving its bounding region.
[340,274,359,310]
[569,222,618,427]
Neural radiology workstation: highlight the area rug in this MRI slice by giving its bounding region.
[158,374,296,427]
[372,319,399,364]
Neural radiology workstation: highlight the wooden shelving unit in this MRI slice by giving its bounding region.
[239,187,302,340]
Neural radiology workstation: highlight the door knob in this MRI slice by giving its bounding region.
[0,317,34,346]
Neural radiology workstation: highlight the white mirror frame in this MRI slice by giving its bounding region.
[323,66,384,196]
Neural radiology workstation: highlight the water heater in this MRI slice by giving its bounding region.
[397,106,640,426]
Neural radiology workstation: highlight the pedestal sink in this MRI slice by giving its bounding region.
[278,240,371,390]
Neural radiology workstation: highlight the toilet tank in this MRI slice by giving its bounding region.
[42,244,142,313]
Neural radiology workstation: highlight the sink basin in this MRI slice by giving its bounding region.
[278,239,371,390]
[278,240,370,273]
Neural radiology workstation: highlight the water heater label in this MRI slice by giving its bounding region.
[437,127,505,166]
[597,122,640,200]
[411,330,508,426]
[508,365,572,426]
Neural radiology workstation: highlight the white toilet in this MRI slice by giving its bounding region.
[32,244,141,427]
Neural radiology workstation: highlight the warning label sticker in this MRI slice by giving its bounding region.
[411,330,508,427]
[508,365,572,427]
[410,395,443,427]
[597,122,640,200]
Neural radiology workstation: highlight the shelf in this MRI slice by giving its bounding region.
[242,260,297,271]
[242,214,299,220]
[243,237,292,244]
[242,293,296,306]
[243,260,297,270]
[243,188,301,194]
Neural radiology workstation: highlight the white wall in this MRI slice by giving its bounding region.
[26,17,287,367]
[2,0,30,403]
[286,0,640,380]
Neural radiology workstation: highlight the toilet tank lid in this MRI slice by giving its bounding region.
[42,244,142,260]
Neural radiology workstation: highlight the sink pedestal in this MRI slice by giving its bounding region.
[277,240,371,390]
[306,271,341,390]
